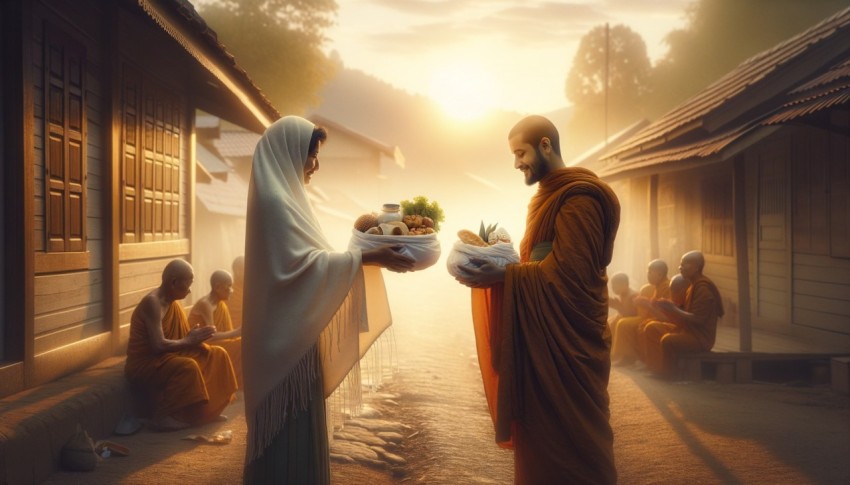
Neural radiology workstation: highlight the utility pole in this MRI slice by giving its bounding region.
[604,22,609,148]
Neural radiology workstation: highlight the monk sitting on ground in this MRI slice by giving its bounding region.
[612,259,671,366]
[229,256,245,329]
[189,270,243,388]
[643,251,725,378]
[125,259,238,431]
[608,272,638,327]
[640,274,689,373]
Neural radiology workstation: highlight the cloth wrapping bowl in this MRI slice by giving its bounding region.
[446,240,520,278]
[348,229,442,271]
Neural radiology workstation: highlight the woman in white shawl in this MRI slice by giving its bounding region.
[242,116,413,483]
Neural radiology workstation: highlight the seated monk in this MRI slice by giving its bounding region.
[607,272,638,327]
[189,270,243,388]
[641,274,689,373]
[229,256,245,329]
[124,259,238,431]
[611,259,671,365]
[643,251,725,378]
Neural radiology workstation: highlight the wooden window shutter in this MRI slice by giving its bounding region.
[44,25,86,253]
[121,66,182,243]
[121,64,141,243]
[702,174,734,257]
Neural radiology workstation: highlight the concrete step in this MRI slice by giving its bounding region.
[0,356,129,485]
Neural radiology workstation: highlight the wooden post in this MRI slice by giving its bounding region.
[2,0,35,387]
[733,157,753,351]
[105,1,121,353]
[649,174,659,259]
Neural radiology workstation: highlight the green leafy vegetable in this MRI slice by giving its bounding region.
[479,221,499,243]
[400,195,445,231]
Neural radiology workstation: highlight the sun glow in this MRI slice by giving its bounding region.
[429,62,496,121]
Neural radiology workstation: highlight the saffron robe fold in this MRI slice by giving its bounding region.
[125,301,237,424]
[471,167,620,485]
[213,301,243,389]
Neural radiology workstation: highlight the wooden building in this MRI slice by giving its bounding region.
[598,7,850,351]
[0,0,278,399]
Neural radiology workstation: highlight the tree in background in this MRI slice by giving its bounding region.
[564,24,652,158]
[649,0,850,116]
[198,0,338,114]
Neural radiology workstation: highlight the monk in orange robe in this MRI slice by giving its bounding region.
[125,259,237,431]
[612,259,671,365]
[644,251,725,378]
[641,274,689,374]
[607,272,638,326]
[189,270,243,388]
[457,115,620,484]
[229,256,245,329]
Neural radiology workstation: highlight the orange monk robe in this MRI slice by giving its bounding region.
[644,274,724,377]
[212,300,242,389]
[612,278,672,362]
[229,283,244,329]
[125,301,237,425]
[472,168,619,485]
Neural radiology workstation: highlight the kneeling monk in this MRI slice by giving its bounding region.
[189,270,243,388]
[125,259,238,430]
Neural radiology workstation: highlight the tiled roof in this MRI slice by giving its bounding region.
[195,173,249,217]
[213,130,262,159]
[599,7,850,178]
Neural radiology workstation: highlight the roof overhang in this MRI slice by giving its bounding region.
[599,125,782,182]
[137,0,277,133]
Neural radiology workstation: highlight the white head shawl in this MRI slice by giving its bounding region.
[242,116,373,461]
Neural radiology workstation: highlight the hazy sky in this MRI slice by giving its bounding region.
[326,0,692,117]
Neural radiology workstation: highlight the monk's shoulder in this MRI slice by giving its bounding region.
[132,292,161,324]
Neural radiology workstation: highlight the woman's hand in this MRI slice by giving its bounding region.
[454,258,506,288]
[362,245,416,273]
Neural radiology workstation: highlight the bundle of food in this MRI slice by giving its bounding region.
[348,196,444,271]
[446,221,520,279]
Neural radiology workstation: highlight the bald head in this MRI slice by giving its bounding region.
[669,274,688,307]
[508,115,561,156]
[160,259,193,301]
[679,250,705,281]
[210,270,233,289]
[647,259,668,285]
[162,259,193,284]
[232,256,244,281]
[611,272,630,295]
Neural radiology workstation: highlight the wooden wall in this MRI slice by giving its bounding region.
[31,1,108,357]
[789,126,850,343]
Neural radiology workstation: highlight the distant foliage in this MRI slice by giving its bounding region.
[198,0,339,114]
[564,24,652,156]
[648,0,850,116]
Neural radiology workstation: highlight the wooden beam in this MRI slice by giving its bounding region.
[105,0,121,353]
[733,156,752,351]
[649,174,659,260]
[1,0,35,385]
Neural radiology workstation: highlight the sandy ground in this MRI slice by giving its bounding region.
[44,269,850,485]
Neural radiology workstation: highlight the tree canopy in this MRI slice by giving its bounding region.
[198,0,339,114]
[563,24,652,158]
[649,0,850,115]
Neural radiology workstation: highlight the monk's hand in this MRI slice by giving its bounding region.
[363,245,415,273]
[653,299,676,314]
[187,325,215,345]
[454,258,505,288]
[634,296,651,308]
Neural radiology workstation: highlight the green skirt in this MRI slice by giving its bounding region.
[243,355,330,485]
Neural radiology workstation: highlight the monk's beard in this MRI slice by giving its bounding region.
[523,147,548,185]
